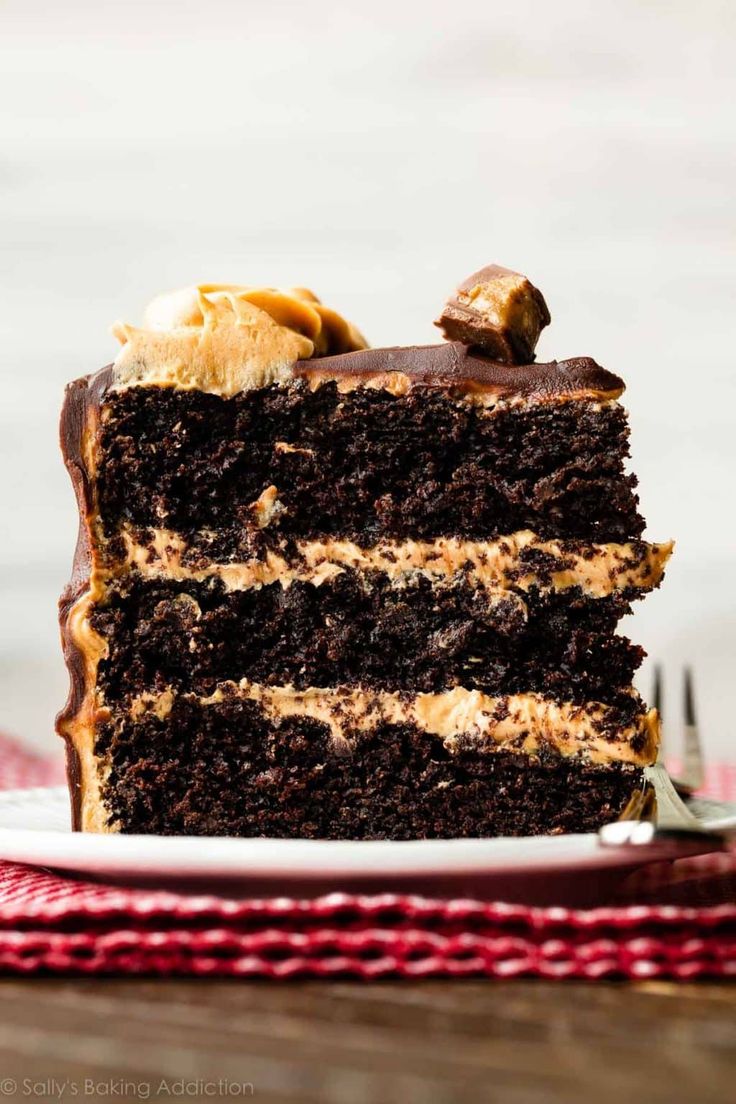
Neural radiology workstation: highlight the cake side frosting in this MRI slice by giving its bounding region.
[57,376,111,832]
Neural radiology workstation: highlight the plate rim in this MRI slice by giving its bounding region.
[0,785,721,881]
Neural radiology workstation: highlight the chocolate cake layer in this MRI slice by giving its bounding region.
[91,573,644,704]
[95,692,645,838]
[96,380,643,547]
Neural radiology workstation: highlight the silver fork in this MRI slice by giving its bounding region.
[652,664,705,795]
[600,665,736,846]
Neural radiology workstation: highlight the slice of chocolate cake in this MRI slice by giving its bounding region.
[58,272,671,836]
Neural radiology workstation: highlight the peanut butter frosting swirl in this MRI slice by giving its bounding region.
[111,284,367,398]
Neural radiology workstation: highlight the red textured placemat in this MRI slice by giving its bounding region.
[0,733,734,978]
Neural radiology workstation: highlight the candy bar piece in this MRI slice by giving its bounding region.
[436,264,551,362]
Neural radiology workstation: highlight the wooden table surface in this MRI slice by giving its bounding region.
[0,979,733,1103]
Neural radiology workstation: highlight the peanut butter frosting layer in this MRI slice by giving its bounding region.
[128,682,658,768]
[111,284,367,398]
[119,528,673,600]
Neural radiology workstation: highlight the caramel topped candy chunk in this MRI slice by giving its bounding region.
[435,264,551,363]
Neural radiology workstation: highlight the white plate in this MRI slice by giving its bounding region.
[0,786,723,904]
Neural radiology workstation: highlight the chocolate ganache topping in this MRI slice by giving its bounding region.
[295,343,624,402]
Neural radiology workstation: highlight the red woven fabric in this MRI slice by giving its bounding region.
[0,734,734,978]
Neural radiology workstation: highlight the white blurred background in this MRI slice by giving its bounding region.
[1,0,734,756]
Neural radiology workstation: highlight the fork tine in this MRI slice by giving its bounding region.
[681,665,705,792]
[683,665,696,726]
[650,663,705,797]
[652,663,663,715]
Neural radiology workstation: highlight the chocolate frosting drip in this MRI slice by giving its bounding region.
[57,365,113,831]
[294,342,625,399]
